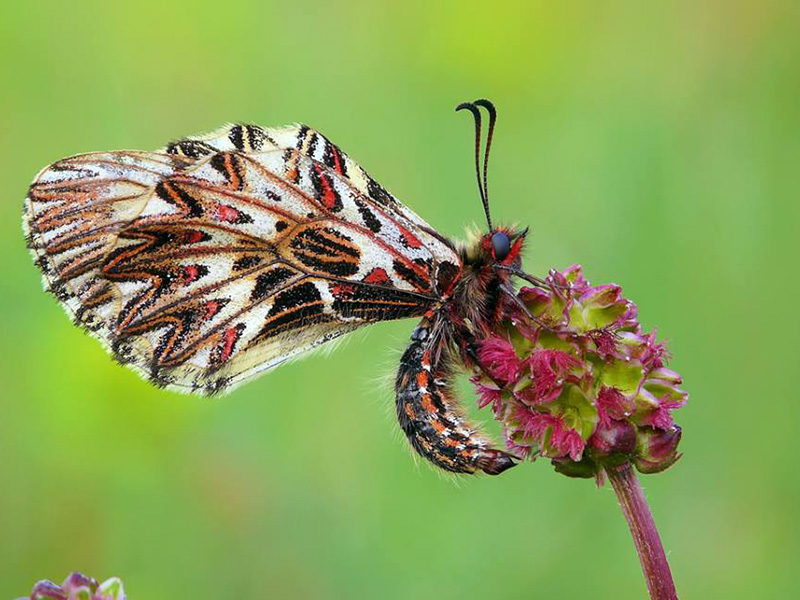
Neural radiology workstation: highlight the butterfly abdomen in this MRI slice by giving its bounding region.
[395,319,516,475]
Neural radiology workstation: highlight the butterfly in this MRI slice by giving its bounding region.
[24,99,533,475]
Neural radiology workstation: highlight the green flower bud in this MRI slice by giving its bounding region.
[634,426,683,474]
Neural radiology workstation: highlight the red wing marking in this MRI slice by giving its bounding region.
[218,325,244,364]
[311,162,341,210]
[398,224,423,249]
[363,267,390,285]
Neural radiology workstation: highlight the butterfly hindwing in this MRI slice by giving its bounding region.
[24,124,461,394]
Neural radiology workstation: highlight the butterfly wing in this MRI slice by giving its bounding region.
[24,124,462,394]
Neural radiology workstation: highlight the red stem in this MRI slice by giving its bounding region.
[607,462,678,600]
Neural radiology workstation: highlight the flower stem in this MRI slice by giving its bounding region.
[607,462,678,600]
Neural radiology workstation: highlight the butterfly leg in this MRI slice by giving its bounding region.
[395,319,517,475]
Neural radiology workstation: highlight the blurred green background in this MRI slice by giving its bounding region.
[1,1,798,598]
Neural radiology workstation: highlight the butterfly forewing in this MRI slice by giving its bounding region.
[24,124,461,394]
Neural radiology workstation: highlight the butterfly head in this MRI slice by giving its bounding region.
[486,227,527,264]
[463,225,528,268]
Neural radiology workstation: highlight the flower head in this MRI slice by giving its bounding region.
[471,265,687,480]
[26,572,124,600]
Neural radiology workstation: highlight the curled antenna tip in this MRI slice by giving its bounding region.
[473,98,497,117]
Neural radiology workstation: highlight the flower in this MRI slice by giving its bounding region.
[471,376,503,411]
[524,350,579,404]
[477,336,523,382]
[25,572,125,600]
[596,386,635,425]
[471,265,687,480]
[635,426,683,474]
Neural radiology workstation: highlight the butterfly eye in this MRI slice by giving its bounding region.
[491,231,511,261]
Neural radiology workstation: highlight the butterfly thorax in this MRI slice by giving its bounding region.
[448,226,527,336]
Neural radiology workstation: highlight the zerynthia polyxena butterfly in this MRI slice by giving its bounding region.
[24,99,538,475]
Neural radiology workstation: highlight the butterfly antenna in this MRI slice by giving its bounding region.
[456,101,493,231]
[473,99,497,224]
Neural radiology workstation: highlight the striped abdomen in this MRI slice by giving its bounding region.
[395,318,516,475]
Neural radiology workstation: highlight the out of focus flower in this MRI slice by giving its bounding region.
[470,265,687,480]
[24,572,125,600]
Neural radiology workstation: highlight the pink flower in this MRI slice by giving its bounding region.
[556,264,588,288]
[550,420,586,461]
[642,397,687,430]
[477,336,523,383]
[514,407,586,461]
[517,286,551,310]
[471,376,503,413]
[504,432,535,460]
[28,571,125,600]
[638,330,668,371]
[579,284,622,308]
[526,350,578,403]
[590,418,637,457]
[596,386,635,425]
[635,426,683,474]
[514,406,554,438]
[589,329,619,359]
